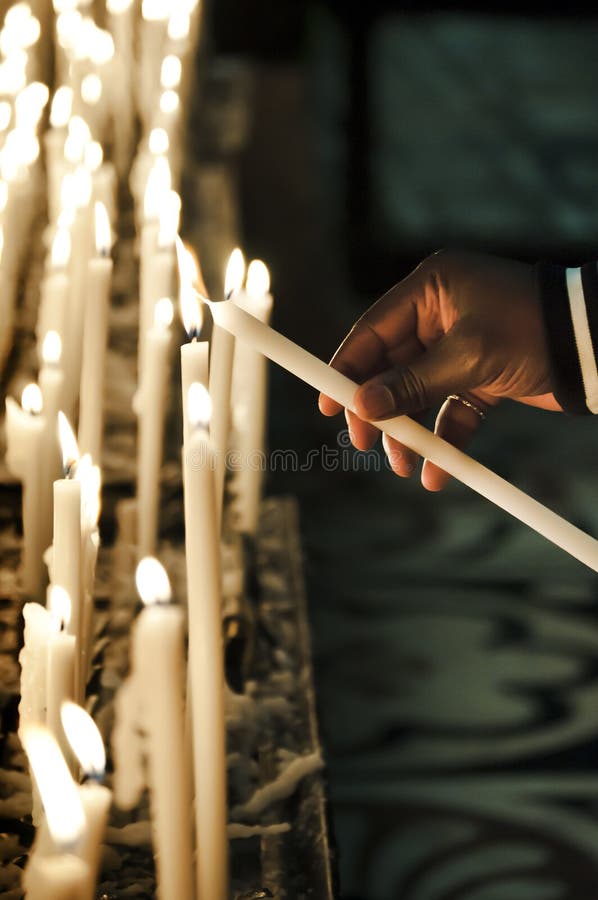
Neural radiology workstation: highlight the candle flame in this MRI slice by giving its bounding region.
[48,584,71,628]
[61,701,106,778]
[176,238,204,337]
[84,140,103,172]
[51,227,71,267]
[15,81,48,129]
[143,156,171,220]
[149,126,169,156]
[42,330,62,365]
[64,115,90,164]
[142,0,170,20]
[135,556,172,605]
[21,383,42,414]
[50,86,73,128]
[159,89,179,114]
[157,189,180,248]
[246,259,270,299]
[56,9,81,52]
[188,382,212,431]
[224,248,245,299]
[94,202,111,256]
[81,72,102,105]
[107,0,133,12]
[167,10,190,40]
[154,297,173,328]
[21,725,85,849]
[89,29,114,65]
[58,411,79,477]
[160,55,181,89]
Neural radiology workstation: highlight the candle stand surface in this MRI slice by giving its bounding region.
[0,489,338,899]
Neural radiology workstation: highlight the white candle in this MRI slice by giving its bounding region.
[205,292,598,572]
[106,0,135,178]
[46,587,75,768]
[209,248,245,528]
[136,298,173,556]
[39,331,65,553]
[37,230,71,357]
[78,202,113,463]
[137,157,171,385]
[22,725,88,899]
[178,242,209,444]
[45,87,73,223]
[53,414,82,644]
[183,384,228,900]
[63,167,93,414]
[133,558,193,900]
[5,384,46,598]
[61,702,112,900]
[233,260,273,534]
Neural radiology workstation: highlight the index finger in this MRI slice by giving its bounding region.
[318,269,424,416]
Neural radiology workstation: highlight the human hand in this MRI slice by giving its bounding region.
[319,250,560,491]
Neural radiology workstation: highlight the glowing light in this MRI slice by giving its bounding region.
[188,383,212,431]
[143,156,171,220]
[48,585,71,628]
[89,29,114,65]
[64,116,91,164]
[135,557,172,604]
[246,260,270,299]
[158,190,180,248]
[21,726,85,848]
[58,411,79,477]
[0,101,11,131]
[2,4,40,51]
[55,9,82,52]
[159,90,179,114]
[94,202,111,256]
[176,238,204,337]
[15,81,48,129]
[149,127,169,156]
[51,228,71,268]
[42,331,62,365]
[50,86,73,128]
[61,702,106,778]
[168,10,190,40]
[84,140,103,172]
[142,0,170,21]
[160,55,181,89]
[2,129,39,172]
[81,73,102,105]
[154,297,174,328]
[224,248,245,299]
[21,383,42,415]
[0,52,27,96]
[107,0,133,12]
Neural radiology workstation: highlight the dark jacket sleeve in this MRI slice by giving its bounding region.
[536,261,598,414]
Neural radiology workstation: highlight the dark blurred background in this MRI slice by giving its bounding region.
[209,5,598,898]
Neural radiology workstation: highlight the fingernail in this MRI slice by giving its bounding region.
[358,384,395,418]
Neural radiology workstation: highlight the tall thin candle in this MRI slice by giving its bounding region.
[202,290,598,572]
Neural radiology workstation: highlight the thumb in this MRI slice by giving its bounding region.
[353,325,484,419]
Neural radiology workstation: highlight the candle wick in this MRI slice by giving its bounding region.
[82,771,105,785]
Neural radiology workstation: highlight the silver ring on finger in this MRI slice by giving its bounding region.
[446,393,486,421]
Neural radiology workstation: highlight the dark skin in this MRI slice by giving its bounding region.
[318,250,561,491]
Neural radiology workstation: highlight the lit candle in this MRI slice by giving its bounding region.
[37,229,71,366]
[232,260,273,534]
[75,454,101,703]
[46,586,75,767]
[183,384,228,900]
[52,414,82,646]
[133,558,193,899]
[5,383,46,598]
[63,166,93,414]
[78,201,113,463]
[209,248,245,528]
[136,298,173,556]
[203,290,598,572]
[178,240,208,445]
[22,725,88,900]
[61,702,112,900]
[106,0,135,178]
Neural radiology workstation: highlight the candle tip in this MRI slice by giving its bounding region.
[61,702,106,780]
[136,557,172,605]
